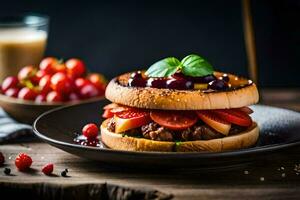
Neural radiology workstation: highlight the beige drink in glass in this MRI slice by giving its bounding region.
[0,15,48,81]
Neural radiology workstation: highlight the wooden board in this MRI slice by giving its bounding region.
[1,142,300,199]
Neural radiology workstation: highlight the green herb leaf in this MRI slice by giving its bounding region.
[181,54,213,77]
[145,57,181,77]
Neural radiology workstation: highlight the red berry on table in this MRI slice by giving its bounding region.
[18,66,37,81]
[46,91,63,102]
[82,123,99,139]
[1,76,19,92]
[15,153,32,171]
[42,163,54,175]
[18,87,37,100]
[35,93,47,102]
[79,83,99,99]
[5,88,20,98]
[66,58,86,79]
[51,72,73,95]
[39,57,58,75]
[0,152,4,166]
[39,74,52,94]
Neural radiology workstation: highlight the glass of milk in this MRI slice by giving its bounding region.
[0,14,49,81]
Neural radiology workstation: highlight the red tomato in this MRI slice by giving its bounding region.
[53,63,67,74]
[87,73,106,95]
[88,73,106,84]
[39,75,52,94]
[196,110,231,135]
[32,70,47,85]
[103,103,120,110]
[114,109,151,133]
[68,92,80,101]
[39,57,58,74]
[102,104,128,118]
[237,107,253,114]
[46,91,63,102]
[51,72,73,95]
[35,94,47,102]
[102,109,114,118]
[75,78,90,90]
[79,83,99,99]
[5,88,20,98]
[150,110,197,130]
[66,58,86,79]
[110,106,129,114]
[18,66,36,81]
[82,123,99,139]
[214,109,252,127]
[18,87,37,100]
[1,76,19,92]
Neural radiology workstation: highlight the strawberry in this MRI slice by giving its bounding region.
[42,163,54,175]
[15,153,32,171]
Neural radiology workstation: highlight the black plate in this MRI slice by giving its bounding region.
[33,101,300,169]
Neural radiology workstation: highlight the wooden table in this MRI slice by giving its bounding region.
[1,88,300,200]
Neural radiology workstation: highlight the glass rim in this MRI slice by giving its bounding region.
[0,14,49,27]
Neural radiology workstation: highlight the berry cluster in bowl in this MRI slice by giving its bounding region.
[0,57,107,103]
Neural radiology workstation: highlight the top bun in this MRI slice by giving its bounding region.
[105,72,259,110]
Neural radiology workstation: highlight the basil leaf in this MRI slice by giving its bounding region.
[181,54,213,77]
[145,57,181,77]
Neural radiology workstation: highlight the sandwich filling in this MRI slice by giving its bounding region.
[102,103,254,142]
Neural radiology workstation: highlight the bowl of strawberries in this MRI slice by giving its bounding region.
[0,57,107,124]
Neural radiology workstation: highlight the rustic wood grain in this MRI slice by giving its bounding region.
[1,142,300,199]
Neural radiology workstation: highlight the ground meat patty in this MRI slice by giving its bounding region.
[107,118,116,132]
[107,118,240,142]
[141,122,173,141]
[180,125,224,141]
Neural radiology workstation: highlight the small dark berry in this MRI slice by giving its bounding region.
[64,168,68,173]
[61,170,67,177]
[218,74,230,82]
[4,168,11,175]
[208,79,229,90]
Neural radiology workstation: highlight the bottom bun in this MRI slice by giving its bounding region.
[100,119,259,152]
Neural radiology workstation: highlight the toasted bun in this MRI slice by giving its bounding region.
[105,72,259,110]
[101,119,259,152]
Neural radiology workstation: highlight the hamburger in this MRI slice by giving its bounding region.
[101,54,259,152]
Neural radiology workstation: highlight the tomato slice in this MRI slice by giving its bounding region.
[103,103,119,110]
[114,109,151,133]
[196,110,231,135]
[150,110,197,130]
[214,109,252,127]
[102,103,129,118]
[237,107,253,114]
[102,109,114,118]
[110,106,129,114]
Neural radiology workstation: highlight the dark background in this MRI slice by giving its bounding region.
[1,0,299,87]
